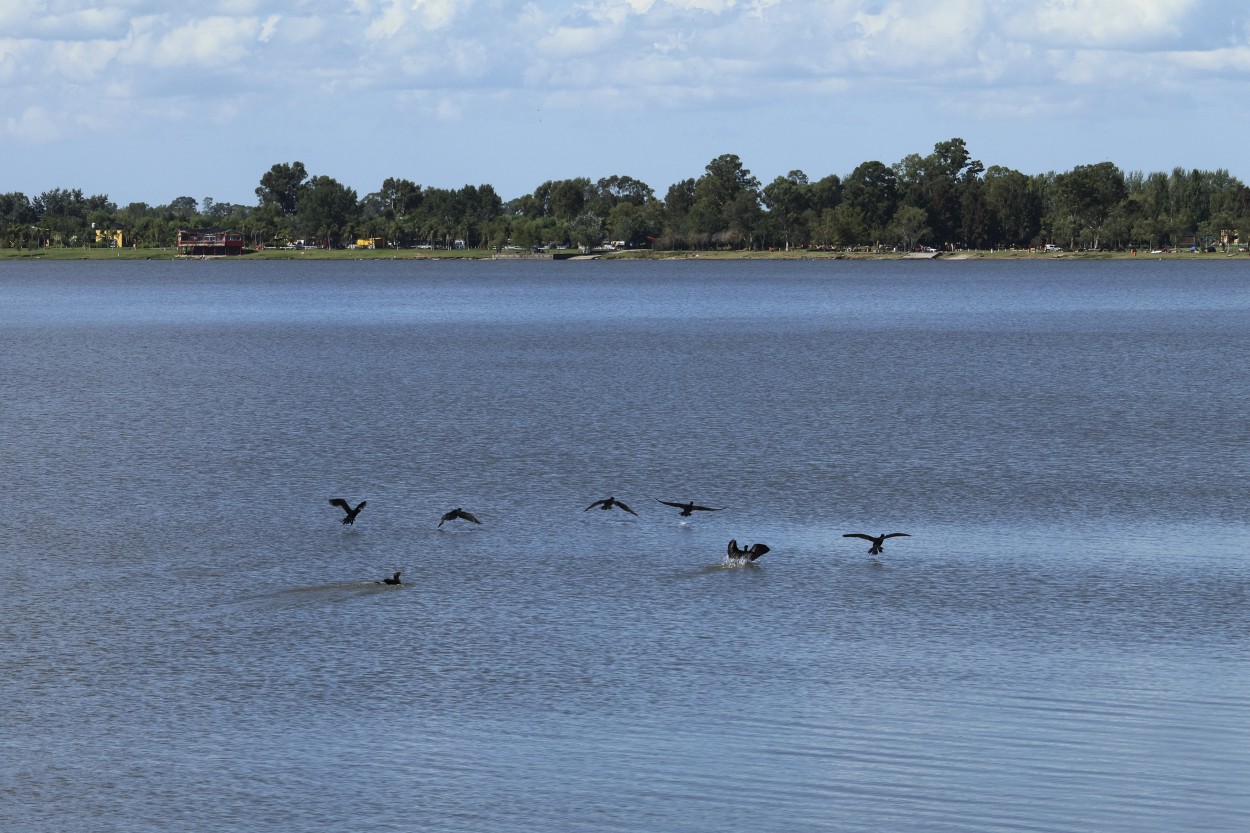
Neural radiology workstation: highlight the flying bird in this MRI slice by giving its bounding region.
[727,539,771,562]
[656,499,724,516]
[842,532,910,555]
[584,496,637,515]
[438,508,481,528]
[378,571,403,585]
[329,498,366,525]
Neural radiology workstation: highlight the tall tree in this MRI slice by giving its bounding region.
[887,205,931,250]
[762,172,811,250]
[1051,162,1127,249]
[256,161,309,216]
[983,166,1043,247]
[380,178,422,218]
[842,161,898,243]
[297,175,358,247]
[895,138,983,246]
[690,154,761,245]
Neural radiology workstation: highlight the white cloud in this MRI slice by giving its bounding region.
[365,0,466,38]
[657,0,738,11]
[1004,0,1197,49]
[47,38,125,81]
[122,15,259,69]
[365,0,408,38]
[841,0,990,72]
[258,15,281,43]
[4,0,1250,202]
[537,25,618,57]
[1,6,130,40]
[1169,45,1250,73]
[3,106,62,142]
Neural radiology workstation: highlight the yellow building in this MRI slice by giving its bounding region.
[94,227,125,248]
[355,237,385,250]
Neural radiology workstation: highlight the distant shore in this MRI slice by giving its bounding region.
[1,246,1245,262]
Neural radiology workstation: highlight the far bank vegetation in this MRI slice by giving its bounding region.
[3,139,1248,255]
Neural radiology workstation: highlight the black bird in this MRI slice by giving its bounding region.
[329,498,366,525]
[656,499,723,517]
[378,571,403,585]
[727,539,771,561]
[438,507,481,528]
[842,532,910,555]
[584,496,637,516]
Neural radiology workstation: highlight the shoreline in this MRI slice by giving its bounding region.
[1,246,1245,262]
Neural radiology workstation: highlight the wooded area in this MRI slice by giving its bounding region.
[4,139,1247,253]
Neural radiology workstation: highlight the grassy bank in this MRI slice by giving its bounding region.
[2,245,1244,262]
[0,246,499,261]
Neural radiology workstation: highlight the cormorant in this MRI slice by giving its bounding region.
[438,508,482,528]
[329,498,366,525]
[378,571,403,585]
[656,499,723,516]
[727,539,770,561]
[842,532,910,555]
[584,496,637,515]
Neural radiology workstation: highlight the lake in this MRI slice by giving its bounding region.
[2,257,1247,832]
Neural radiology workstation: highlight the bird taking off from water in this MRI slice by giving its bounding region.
[378,571,403,585]
[584,496,637,515]
[727,539,771,561]
[329,498,366,525]
[656,499,724,517]
[842,532,910,555]
[438,508,481,528]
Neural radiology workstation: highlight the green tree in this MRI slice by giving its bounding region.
[886,205,931,250]
[842,161,898,243]
[381,178,422,219]
[660,178,697,248]
[568,212,604,250]
[592,175,655,216]
[166,196,199,220]
[895,138,983,247]
[0,192,37,247]
[1051,162,1127,249]
[550,178,592,221]
[983,166,1043,247]
[689,154,761,246]
[256,161,309,216]
[34,188,114,246]
[813,203,868,248]
[297,175,359,247]
[762,172,812,250]
[607,201,662,247]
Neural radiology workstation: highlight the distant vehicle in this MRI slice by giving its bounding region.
[1043,243,1062,252]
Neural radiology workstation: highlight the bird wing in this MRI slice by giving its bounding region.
[842,533,875,541]
[329,498,351,513]
[614,499,637,515]
[656,499,685,509]
[584,499,606,511]
[691,504,722,512]
[458,510,482,524]
[750,543,770,556]
[882,533,910,540]
[438,511,453,527]
[727,539,740,557]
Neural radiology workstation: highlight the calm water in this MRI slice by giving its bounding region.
[2,258,1248,833]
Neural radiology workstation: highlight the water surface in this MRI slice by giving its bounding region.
[3,258,1247,832]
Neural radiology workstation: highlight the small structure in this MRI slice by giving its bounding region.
[94,226,125,248]
[177,228,245,256]
[354,237,385,249]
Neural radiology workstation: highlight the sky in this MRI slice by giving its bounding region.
[3,0,1249,207]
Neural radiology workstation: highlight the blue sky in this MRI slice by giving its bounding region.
[3,0,1249,206]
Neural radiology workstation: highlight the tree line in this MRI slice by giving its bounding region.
[3,139,1248,253]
